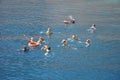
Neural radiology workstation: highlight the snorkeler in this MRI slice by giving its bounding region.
[46,28,52,38]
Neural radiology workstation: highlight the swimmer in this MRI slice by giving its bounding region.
[61,39,67,46]
[90,24,96,30]
[61,39,70,48]
[85,39,91,47]
[37,37,44,45]
[69,15,75,24]
[46,28,52,38]
[87,24,96,33]
[30,37,34,42]
[41,44,51,56]
[71,34,79,41]
[64,15,75,24]
[22,45,29,52]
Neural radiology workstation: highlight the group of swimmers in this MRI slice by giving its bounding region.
[22,28,52,54]
[21,16,96,56]
[61,35,91,48]
[61,23,96,47]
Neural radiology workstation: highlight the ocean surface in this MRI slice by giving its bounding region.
[0,0,120,80]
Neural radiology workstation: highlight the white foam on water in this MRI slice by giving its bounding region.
[87,29,94,33]
[57,45,60,47]
[45,52,49,56]
[40,31,44,34]
[72,47,78,50]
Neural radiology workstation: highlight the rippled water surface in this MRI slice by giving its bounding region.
[0,0,120,80]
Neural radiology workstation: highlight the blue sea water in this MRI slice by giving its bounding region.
[0,0,120,80]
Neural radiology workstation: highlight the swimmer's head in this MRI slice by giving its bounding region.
[38,37,44,41]
[72,34,75,38]
[92,24,96,26]
[30,37,34,40]
[62,39,66,42]
[86,39,91,43]
[72,34,78,39]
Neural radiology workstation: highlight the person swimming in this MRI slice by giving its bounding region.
[46,28,52,38]
[22,45,29,52]
[85,39,91,47]
[87,24,96,33]
[37,37,44,45]
[71,34,79,41]
[61,39,70,48]
[69,15,75,24]
[61,39,67,46]
[64,15,75,24]
[90,24,96,30]
[41,44,51,56]
[30,37,34,42]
